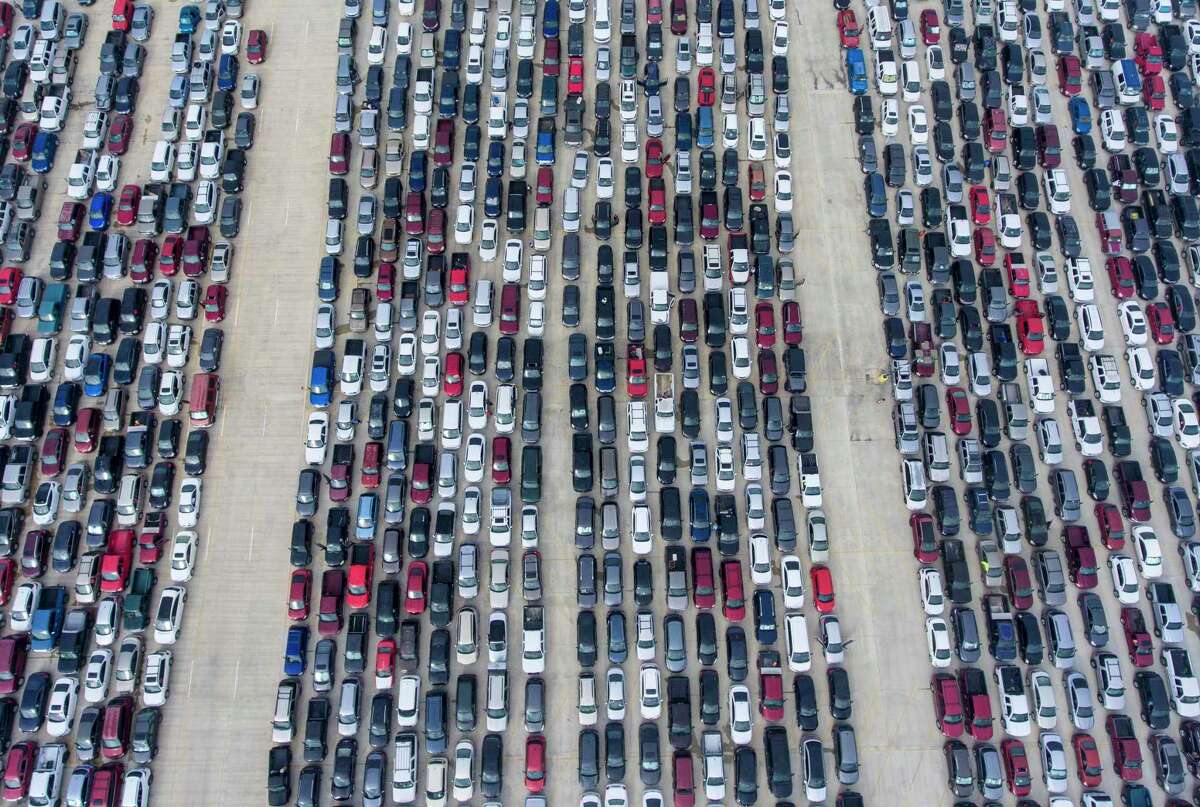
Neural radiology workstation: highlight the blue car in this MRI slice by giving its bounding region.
[52,383,80,427]
[1068,97,1092,134]
[30,131,58,174]
[753,589,778,644]
[487,141,505,177]
[696,106,715,148]
[309,350,334,407]
[483,176,502,219]
[408,151,428,191]
[283,626,309,676]
[675,112,692,152]
[846,48,868,95]
[217,53,239,91]
[543,0,560,37]
[178,4,201,33]
[89,193,113,230]
[83,353,111,398]
[30,587,67,653]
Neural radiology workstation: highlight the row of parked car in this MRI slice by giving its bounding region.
[0,0,256,803]
[845,0,1200,800]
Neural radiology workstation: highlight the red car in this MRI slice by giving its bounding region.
[691,548,716,609]
[919,8,940,43]
[969,186,991,224]
[810,565,835,613]
[347,543,375,610]
[137,512,166,564]
[377,261,395,301]
[158,234,183,275]
[699,195,720,240]
[755,303,776,348]
[567,56,584,94]
[0,560,13,606]
[1134,32,1163,75]
[747,164,766,202]
[757,350,778,395]
[1142,72,1165,110]
[410,449,432,504]
[1005,254,1031,297]
[73,409,100,454]
[697,68,716,106]
[404,191,425,235]
[535,166,554,206]
[1000,739,1032,796]
[543,37,560,75]
[1106,714,1143,781]
[404,562,428,614]
[433,118,455,166]
[40,428,68,477]
[375,638,395,685]
[1120,607,1154,668]
[116,184,141,227]
[492,436,512,483]
[910,513,937,563]
[498,283,520,335]
[183,226,211,277]
[329,132,350,175]
[99,534,134,595]
[1014,300,1045,356]
[672,752,695,807]
[426,207,446,253]
[837,9,860,47]
[57,202,85,242]
[318,570,345,635]
[1106,256,1136,298]
[100,697,133,760]
[447,255,468,305]
[203,285,227,321]
[130,239,158,283]
[945,387,972,435]
[108,114,134,155]
[2,742,35,802]
[361,442,382,488]
[1057,55,1082,97]
[644,139,664,178]
[1004,556,1034,609]
[1095,503,1125,549]
[1096,212,1123,254]
[931,673,964,738]
[679,298,699,342]
[627,344,648,398]
[287,570,311,620]
[1072,733,1103,787]
[330,448,353,503]
[247,29,268,63]
[669,0,686,33]
[1147,302,1175,345]
[781,301,802,345]
[0,635,28,696]
[9,124,35,161]
[443,352,464,398]
[647,178,667,225]
[0,267,21,305]
[973,227,996,266]
[720,560,745,620]
[524,735,546,793]
[759,670,784,720]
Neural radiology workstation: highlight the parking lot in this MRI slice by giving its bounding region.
[7,0,1198,802]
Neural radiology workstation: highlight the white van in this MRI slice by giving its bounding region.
[785,613,812,671]
[1099,109,1127,151]
[594,0,611,42]
[392,735,418,803]
[866,5,893,49]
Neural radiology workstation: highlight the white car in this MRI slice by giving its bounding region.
[220,19,242,54]
[83,650,113,703]
[1133,526,1164,579]
[170,531,199,582]
[62,335,90,382]
[1175,399,1200,449]
[1117,300,1148,345]
[1040,733,1069,795]
[1156,115,1180,154]
[8,583,39,633]
[907,105,929,144]
[1125,346,1157,390]
[749,533,772,585]
[1076,303,1106,351]
[464,434,486,483]
[45,677,80,737]
[781,555,805,610]
[152,587,187,645]
[453,203,474,244]
[774,171,793,212]
[919,567,945,615]
[880,98,899,137]
[1030,669,1058,729]
[177,478,203,528]
[1145,392,1175,437]
[1182,541,1200,593]
[728,686,753,745]
[926,617,952,668]
[1109,554,1139,604]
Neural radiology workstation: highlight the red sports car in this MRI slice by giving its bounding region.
[810,565,835,613]
[837,9,860,47]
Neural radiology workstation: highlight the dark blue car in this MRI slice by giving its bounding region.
[89,192,113,230]
[284,626,309,675]
[486,141,505,177]
[408,151,428,192]
[30,131,58,174]
[178,4,200,33]
[753,588,778,644]
[689,488,712,542]
[52,383,80,427]
[217,53,239,91]
[83,353,111,398]
[483,176,503,219]
[543,0,560,37]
